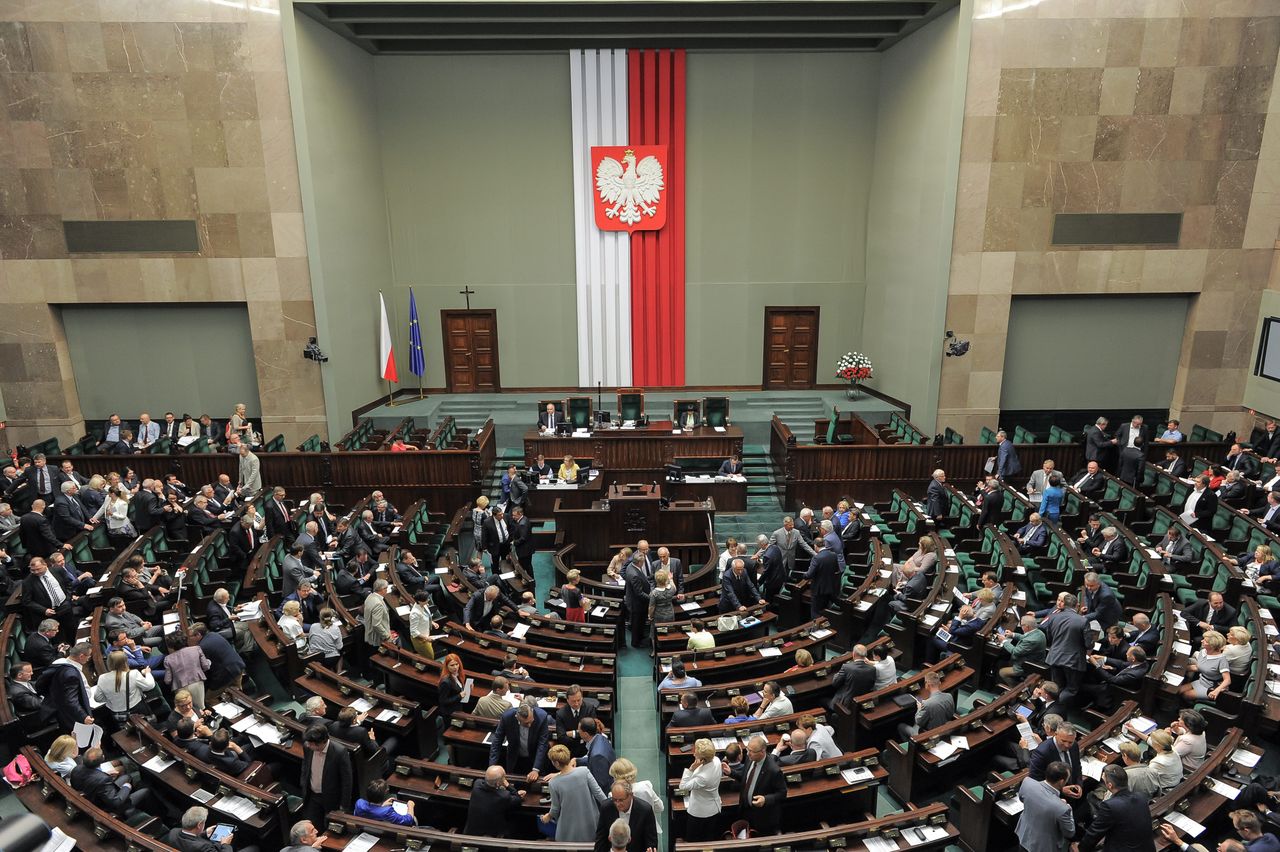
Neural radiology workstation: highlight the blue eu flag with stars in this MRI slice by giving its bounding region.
[408,287,425,377]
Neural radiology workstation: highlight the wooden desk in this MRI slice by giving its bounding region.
[554,495,716,562]
[526,471,604,516]
[524,423,743,480]
[667,476,747,512]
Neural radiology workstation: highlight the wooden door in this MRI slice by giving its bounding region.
[763,307,820,389]
[441,309,500,392]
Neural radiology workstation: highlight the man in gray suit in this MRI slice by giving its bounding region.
[361,579,392,679]
[1041,593,1088,707]
[1153,526,1194,568]
[1025,460,1057,503]
[772,515,815,575]
[237,445,261,496]
[1016,761,1075,852]
[998,613,1047,685]
[281,542,315,598]
[896,672,954,741]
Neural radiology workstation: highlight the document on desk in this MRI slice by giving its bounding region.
[1163,671,1185,685]
[376,709,403,724]
[1232,748,1262,767]
[214,701,245,719]
[681,602,701,612]
[1207,778,1241,799]
[509,623,530,640]
[841,766,874,784]
[342,833,380,852]
[1080,756,1106,781]
[864,837,897,852]
[249,721,283,744]
[1164,812,1205,837]
[212,794,261,820]
[1129,716,1159,734]
[142,754,176,773]
[189,787,215,803]
[163,612,181,624]
[349,697,375,713]
[758,646,782,657]
[1172,640,1193,655]
[996,797,1024,815]
[231,714,257,733]
[927,741,958,761]
[38,827,74,852]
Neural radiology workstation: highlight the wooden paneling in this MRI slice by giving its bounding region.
[523,423,743,479]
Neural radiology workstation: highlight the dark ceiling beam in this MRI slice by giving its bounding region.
[373,36,886,51]
[321,1,934,24]
[350,21,905,38]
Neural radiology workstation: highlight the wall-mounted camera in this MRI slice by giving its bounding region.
[944,330,970,358]
[303,337,329,363]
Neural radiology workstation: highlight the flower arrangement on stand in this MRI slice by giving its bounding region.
[836,352,873,399]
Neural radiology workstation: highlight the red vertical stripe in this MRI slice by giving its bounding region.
[628,49,686,387]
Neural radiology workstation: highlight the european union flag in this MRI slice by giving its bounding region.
[408,287,425,377]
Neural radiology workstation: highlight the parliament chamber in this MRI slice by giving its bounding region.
[3,0,1280,850]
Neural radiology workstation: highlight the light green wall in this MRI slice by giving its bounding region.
[289,12,395,437]
[61,304,261,419]
[374,55,577,389]
[685,52,879,385]
[1244,290,1280,417]
[1001,295,1190,410]
[862,6,968,428]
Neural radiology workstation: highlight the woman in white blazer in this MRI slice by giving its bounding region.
[677,738,722,842]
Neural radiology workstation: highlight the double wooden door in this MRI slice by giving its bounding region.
[763,307,820,389]
[441,309,500,393]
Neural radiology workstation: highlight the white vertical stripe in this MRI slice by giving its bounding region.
[570,49,631,388]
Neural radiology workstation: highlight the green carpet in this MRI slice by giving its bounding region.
[617,669,669,852]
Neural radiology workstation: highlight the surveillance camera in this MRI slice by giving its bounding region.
[303,337,328,363]
[945,339,971,358]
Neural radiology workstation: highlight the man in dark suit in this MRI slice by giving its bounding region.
[719,558,764,613]
[1251,419,1280,460]
[1014,513,1048,555]
[482,507,513,570]
[1080,573,1122,629]
[1223,443,1260,478]
[187,497,222,538]
[52,482,93,542]
[332,519,362,562]
[995,430,1022,480]
[1079,765,1156,852]
[1084,417,1112,469]
[624,556,653,647]
[772,728,816,766]
[1181,476,1218,531]
[22,619,62,670]
[300,725,353,827]
[22,455,56,503]
[888,563,929,614]
[754,536,785,603]
[226,516,259,569]
[465,765,525,838]
[463,584,518,630]
[370,498,400,534]
[804,538,840,619]
[537,403,561,432]
[1027,722,1083,812]
[1081,646,1149,711]
[1041,593,1089,706]
[595,780,659,852]
[1184,592,1237,641]
[831,645,877,709]
[21,557,78,639]
[925,470,949,523]
[264,486,292,541]
[295,521,324,571]
[281,583,321,624]
[718,454,744,476]
[1158,449,1187,478]
[132,482,167,531]
[652,547,684,596]
[35,642,94,730]
[669,691,716,729]
[490,703,551,781]
[1124,613,1160,655]
[554,685,599,758]
[193,622,245,700]
[1153,526,1194,570]
[70,746,159,819]
[1113,415,1149,485]
[974,476,1002,528]
[1068,461,1106,500]
[1089,527,1128,571]
[926,605,986,664]
[509,506,535,582]
[1244,489,1280,534]
[19,500,63,558]
[7,660,56,728]
[732,735,788,835]
[356,510,389,554]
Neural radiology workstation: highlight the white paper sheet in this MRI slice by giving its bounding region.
[996,797,1024,815]
[342,833,380,852]
[141,754,175,772]
[349,697,375,713]
[73,722,103,749]
[904,825,950,846]
[1207,778,1241,799]
[214,701,244,719]
[758,647,782,657]
[841,766,874,784]
[1164,812,1205,838]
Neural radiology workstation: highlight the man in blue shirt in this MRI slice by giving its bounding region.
[1155,419,1184,444]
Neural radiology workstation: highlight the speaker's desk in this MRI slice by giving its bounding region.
[555,485,715,562]
[523,422,744,479]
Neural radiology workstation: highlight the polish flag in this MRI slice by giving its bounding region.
[378,292,397,382]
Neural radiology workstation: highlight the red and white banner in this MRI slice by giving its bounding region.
[591,145,668,232]
[570,49,686,387]
[378,292,397,383]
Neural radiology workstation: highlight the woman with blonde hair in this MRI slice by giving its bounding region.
[1223,625,1253,677]
[1145,729,1184,792]
[606,548,632,584]
[785,648,814,674]
[44,735,78,778]
[279,599,306,645]
[228,402,258,446]
[541,743,606,842]
[1179,630,1232,703]
[307,607,344,664]
[562,568,586,623]
[677,738,722,841]
[609,757,664,835]
[471,495,490,554]
[94,649,156,727]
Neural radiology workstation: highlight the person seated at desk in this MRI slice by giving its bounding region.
[658,660,701,691]
[70,745,161,821]
[539,403,562,434]
[558,454,580,482]
[718,455,744,477]
[388,438,418,452]
[354,778,418,826]
[686,619,715,650]
[724,695,754,724]
[529,454,554,478]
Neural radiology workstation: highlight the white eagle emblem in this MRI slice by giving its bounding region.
[595,148,664,226]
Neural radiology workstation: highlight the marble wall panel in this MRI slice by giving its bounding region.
[0,9,324,448]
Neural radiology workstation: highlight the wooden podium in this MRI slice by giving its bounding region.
[554,483,716,562]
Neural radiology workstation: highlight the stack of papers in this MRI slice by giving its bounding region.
[244,720,284,746]
[1080,756,1107,781]
[949,735,970,751]
[758,647,782,657]
[190,788,215,804]
[1172,640,1192,655]
[1130,716,1159,734]
[236,600,262,622]
[213,702,245,719]
[996,797,1024,815]
[212,794,261,819]
[711,737,737,749]
[349,697,375,713]
[163,612,181,624]
[376,709,403,723]
[681,602,701,612]
[927,741,959,761]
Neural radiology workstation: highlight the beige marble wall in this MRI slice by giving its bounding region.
[0,0,325,447]
[938,0,1280,439]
